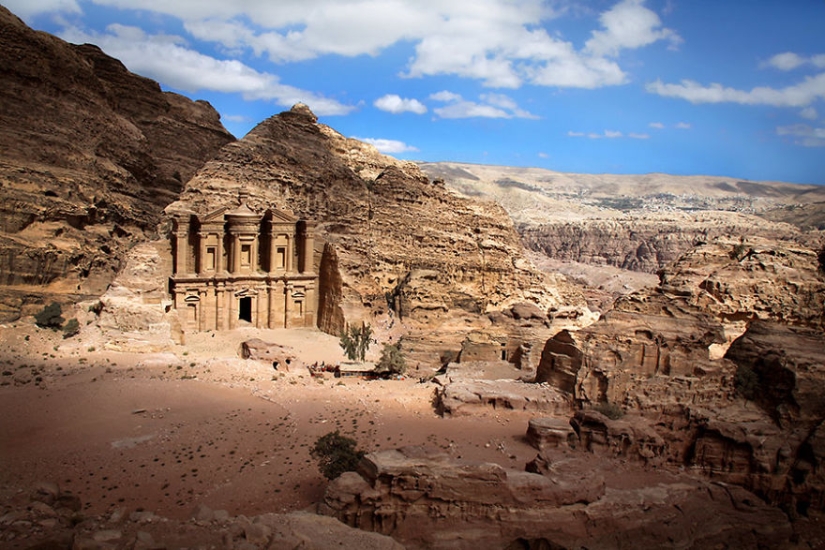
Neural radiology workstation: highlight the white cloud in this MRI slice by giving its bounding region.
[58,24,354,115]
[649,121,664,129]
[429,91,536,119]
[584,0,681,57]
[39,0,679,91]
[675,122,691,129]
[628,132,649,139]
[3,0,80,20]
[800,107,818,120]
[354,137,419,154]
[537,152,548,158]
[646,73,825,107]
[776,124,825,147]
[763,52,805,71]
[762,52,825,71]
[374,94,427,114]
[569,130,624,139]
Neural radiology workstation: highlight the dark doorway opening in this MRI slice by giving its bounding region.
[239,297,252,323]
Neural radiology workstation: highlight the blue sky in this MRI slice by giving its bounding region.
[7,0,825,184]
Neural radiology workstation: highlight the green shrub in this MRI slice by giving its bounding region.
[339,323,373,361]
[375,343,406,378]
[310,430,365,480]
[35,302,65,330]
[62,318,80,338]
[593,401,624,420]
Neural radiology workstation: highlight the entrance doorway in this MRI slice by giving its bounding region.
[239,297,252,323]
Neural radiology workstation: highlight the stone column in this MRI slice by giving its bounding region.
[229,294,238,330]
[285,236,293,272]
[198,232,208,274]
[216,284,225,331]
[174,220,190,275]
[302,223,315,273]
[198,289,207,332]
[268,230,277,273]
[283,284,291,329]
[233,235,241,273]
[216,232,225,273]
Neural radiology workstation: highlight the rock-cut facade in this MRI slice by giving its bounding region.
[168,193,318,332]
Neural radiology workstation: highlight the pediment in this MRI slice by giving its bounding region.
[267,208,297,223]
[200,206,230,223]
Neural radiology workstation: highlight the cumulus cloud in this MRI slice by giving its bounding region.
[800,107,818,120]
[3,0,80,20]
[58,24,354,115]
[628,132,649,139]
[429,91,536,119]
[649,121,665,129]
[762,52,825,71]
[675,122,691,129]
[374,94,427,114]
[354,137,419,154]
[35,0,679,91]
[584,0,681,57]
[646,73,825,107]
[776,124,825,147]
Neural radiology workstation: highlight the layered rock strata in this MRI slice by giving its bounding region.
[0,7,234,320]
[321,445,793,549]
[531,236,825,512]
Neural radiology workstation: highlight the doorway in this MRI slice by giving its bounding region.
[239,297,252,323]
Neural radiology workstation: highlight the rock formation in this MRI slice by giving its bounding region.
[0,6,234,321]
[1,481,404,550]
[163,104,590,364]
[321,445,793,549]
[531,235,825,513]
[421,162,825,297]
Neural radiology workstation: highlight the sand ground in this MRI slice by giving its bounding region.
[0,323,539,520]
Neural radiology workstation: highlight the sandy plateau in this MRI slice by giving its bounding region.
[0,322,554,545]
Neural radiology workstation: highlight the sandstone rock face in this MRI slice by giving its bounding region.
[421,162,825,280]
[321,445,793,549]
[532,235,825,512]
[661,236,825,331]
[519,213,803,274]
[435,379,571,417]
[167,104,590,364]
[534,292,735,410]
[2,481,404,550]
[0,7,234,320]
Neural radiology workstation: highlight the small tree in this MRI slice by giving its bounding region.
[35,302,65,330]
[375,343,406,378]
[310,430,365,480]
[339,322,373,361]
[62,318,80,339]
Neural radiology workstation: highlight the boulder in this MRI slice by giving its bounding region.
[241,339,301,371]
[525,417,576,450]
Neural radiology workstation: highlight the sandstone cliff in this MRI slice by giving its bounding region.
[421,162,825,289]
[532,235,825,512]
[0,6,234,320]
[166,105,589,362]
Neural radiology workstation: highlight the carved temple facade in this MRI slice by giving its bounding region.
[169,196,318,332]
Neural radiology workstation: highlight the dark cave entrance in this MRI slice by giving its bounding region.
[239,297,252,323]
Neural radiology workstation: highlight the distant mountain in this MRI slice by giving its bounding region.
[420,162,824,286]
